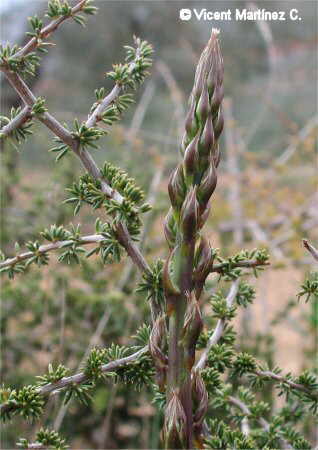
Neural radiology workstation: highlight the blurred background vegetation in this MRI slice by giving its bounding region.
[1,0,317,448]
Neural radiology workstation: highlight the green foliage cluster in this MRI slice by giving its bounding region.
[107,37,153,88]
[46,0,97,22]
[0,1,97,77]
[17,428,68,450]
[0,107,33,144]
[91,90,134,125]
[1,385,44,422]
[136,259,164,305]
[297,271,318,302]
[215,248,270,280]
[0,42,41,76]
[50,120,106,161]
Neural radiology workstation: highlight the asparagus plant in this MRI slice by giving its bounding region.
[1,2,317,449]
[162,29,225,448]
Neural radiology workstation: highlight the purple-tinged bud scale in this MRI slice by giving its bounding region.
[183,135,200,181]
[213,144,221,168]
[197,158,217,210]
[164,208,176,249]
[192,371,208,428]
[196,83,210,125]
[199,112,214,158]
[168,164,186,211]
[213,107,224,140]
[195,237,213,280]
[183,292,203,368]
[163,391,187,448]
[185,100,198,140]
[211,84,224,115]
[180,187,199,242]
[198,201,211,229]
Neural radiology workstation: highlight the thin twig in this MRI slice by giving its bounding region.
[58,283,66,362]
[85,43,142,130]
[1,66,80,149]
[139,165,164,248]
[246,220,284,259]
[10,0,88,60]
[97,384,118,447]
[276,116,318,166]
[156,60,185,140]
[194,280,239,371]
[0,105,32,138]
[229,395,294,449]
[224,98,244,246]
[0,227,150,289]
[241,416,250,436]
[303,239,318,262]
[254,369,316,396]
[0,234,105,269]
[244,1,277,147]
[86,84,121,128]
[211,259,270,274]
[228,395,269,431]
[126,80,156,142]
[115,222,150,275]
[17,444,47,449]
[0,346,148,418]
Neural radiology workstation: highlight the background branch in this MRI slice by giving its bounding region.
[211,259,269,274]
[254,369,317,396]
[194,280,239,371]
[0,346,148,418]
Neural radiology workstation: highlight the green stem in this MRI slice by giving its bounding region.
[167,239,195,448]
